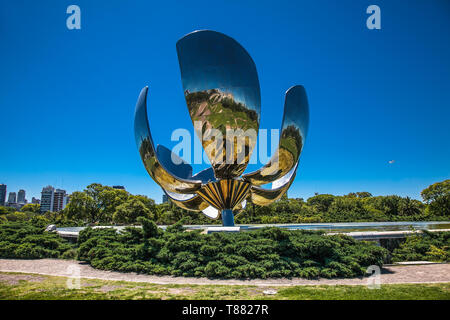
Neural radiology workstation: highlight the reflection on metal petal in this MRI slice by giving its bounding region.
[165,192,210,212]
[192,167,217,184]
[156,145,193,179]
[165,189,213,214]
[134,30,310,226]
[233,199,247,213]
[202,206,219,219]
[177,30,261,179]
[243,85,309,186]
[164,190,218,218]
[134,86,202,194]
[165,190,195,201]
[272,163,297,189]
[249,167,297,206]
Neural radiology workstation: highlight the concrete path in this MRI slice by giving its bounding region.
[1,259,449,287]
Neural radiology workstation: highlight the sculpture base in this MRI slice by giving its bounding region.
[207,226,240,234]
[221,209,235,226]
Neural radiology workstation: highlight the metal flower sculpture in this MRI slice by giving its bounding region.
[134,30,309,226]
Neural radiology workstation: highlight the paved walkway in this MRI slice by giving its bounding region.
[0,259,449,287]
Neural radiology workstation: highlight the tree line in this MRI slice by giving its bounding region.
[0,179,448,226]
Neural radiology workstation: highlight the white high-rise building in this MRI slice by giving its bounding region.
[40,186,69,212]
[53,189,67,212]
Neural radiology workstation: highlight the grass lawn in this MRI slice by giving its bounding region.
[0,272,449,300]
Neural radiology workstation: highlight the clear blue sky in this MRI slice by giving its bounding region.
[1,0,449,202]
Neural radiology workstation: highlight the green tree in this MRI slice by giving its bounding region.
[96,187,129,221]
[0,206,15,215]
[113,198,151,224]
[421,180,450,217]
[307,194,335,213]
[64,184,133,223]
[64,191,99,223]
[84,183,130,222]
[398,197,423,216]
[134,195,156,214]
[21,203,41,213]
[378,195,402,217]
[327,197,362,221]
[4,211,28,222]
[356,192,372,198]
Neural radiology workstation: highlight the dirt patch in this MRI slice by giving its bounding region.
[82,281,99,287]
[0,273,45,286]
[132,285,147,289]
[98,285,127,293]
[247,287,269,296]
[167,287,197,295]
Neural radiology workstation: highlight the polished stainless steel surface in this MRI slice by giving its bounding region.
[245,85,309,206]
[164,189,218,217]
[134,30,309,225]
[165,192,209,212]
[177,30,261,179]
[243,85,309,186]
[249,165,297,206]
[196,179,251,211]
[134,87,202,194]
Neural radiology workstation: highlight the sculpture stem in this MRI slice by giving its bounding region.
[221,209,235,227]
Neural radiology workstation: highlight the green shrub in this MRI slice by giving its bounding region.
[0,222,74,259]
[392,231,450,262]
[61,248,78,260]
[76,217,388,279]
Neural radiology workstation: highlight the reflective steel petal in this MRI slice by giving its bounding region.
[155,141,217,216]
[134,86,202,194]
[249,164,297,206]
[134,30,310,226]
[243,85,309,186]
[164,191,210,212]
[156,145,193,179]
[233,199,247,213]
[177,30,261,179]
[201,206,219,219]
[191,167,217,184]
[164,189,218,218]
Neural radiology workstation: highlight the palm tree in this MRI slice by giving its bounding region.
[399,197,422,216]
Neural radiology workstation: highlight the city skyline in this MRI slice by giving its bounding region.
[1,1,449,203]
[0,183,127,206]
[0,183,69,209]
[0,178,442,205]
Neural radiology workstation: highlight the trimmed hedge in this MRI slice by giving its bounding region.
[392,231,450,262]
[77,218,388,279]
[0,222,74,259]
